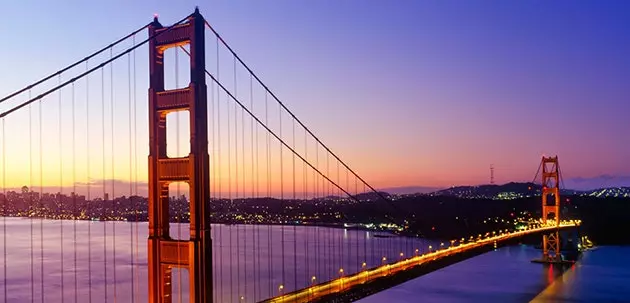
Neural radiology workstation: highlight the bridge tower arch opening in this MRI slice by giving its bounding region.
[540,156,562,263]
[147,8,212,303]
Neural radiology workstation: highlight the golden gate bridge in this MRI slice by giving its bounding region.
[0,8,580,303]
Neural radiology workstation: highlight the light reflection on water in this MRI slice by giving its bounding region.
[0,217,439,303]
[359,245,630,303]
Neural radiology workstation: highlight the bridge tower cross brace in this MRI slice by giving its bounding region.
[541,156,561,262]
[147,9,212,303]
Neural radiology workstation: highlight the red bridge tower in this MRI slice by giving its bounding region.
[540,156,562,263]
[147,8,212,303]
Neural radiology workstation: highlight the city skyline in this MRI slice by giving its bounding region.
[1,1,629,192]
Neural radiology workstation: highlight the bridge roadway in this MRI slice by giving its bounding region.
[263,220,581,303]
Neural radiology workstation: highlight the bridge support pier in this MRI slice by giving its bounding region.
[542,230,562,262]
[147,8,212,303]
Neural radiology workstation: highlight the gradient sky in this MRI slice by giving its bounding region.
[1,1,629,192]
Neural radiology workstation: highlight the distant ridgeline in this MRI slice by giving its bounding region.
[420,182,630,200]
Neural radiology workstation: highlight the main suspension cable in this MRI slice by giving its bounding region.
[201,24,412,235]
[0,14,193,119]
[532,159,543,185]
[0,24,150,105]
[204,21,392,206]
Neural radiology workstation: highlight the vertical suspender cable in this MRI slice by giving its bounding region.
[85,60,92,303]
[248,70,257,299]
[240,62,247,302]
[216,36,223,303]
[127,50,136,303]
[256,76,262,301]
[132,35,140,302]
[208,56,216,303]
[72,82,78,303]
[366,183,372,266]
[359,178,365,268]
[209,59,217,303]
[110,48,118,302]
[58,75,65,303]
[29,93,34,303]
[279,105,285,291]
[303,128,308,286]
[265,91,272,298]
[348,170,354,272]
[315,143,320,282]
[328,154,332,279]
[233,56,241,302]
[233,57,243,301]
[209,41,217,301]
[227,57,233,303]
[250,73,259,302]
[39,95,45,303]
[2,118,5,303]
[354,173,359,271]
[101,66,108,303]
[292,117,297,293]
[337,161,341,275]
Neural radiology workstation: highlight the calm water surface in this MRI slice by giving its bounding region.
[0,218,436,303]
[2,218,628,302]
[360,245,630,302]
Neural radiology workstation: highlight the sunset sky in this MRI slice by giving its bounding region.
[0,1,629,194]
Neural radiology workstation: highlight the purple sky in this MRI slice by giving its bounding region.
[0,1,629,191]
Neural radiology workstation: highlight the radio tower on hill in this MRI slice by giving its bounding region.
[490,164,495,185]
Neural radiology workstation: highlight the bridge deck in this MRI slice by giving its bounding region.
[263,221,580,303]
